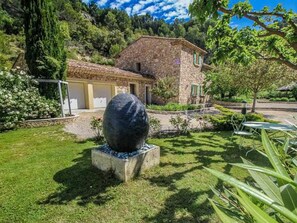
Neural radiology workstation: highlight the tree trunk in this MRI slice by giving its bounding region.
[251,92,257,113]
[221,93,225,99]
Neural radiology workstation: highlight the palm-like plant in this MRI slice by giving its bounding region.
[207,130,297,223]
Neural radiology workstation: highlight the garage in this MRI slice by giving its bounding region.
[63,82,86,110]
[93,84,112,108]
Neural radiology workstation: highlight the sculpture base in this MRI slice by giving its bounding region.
[91,145,160,182]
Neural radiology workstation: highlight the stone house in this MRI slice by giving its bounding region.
[14,36,210,110]
[116,36,210,104]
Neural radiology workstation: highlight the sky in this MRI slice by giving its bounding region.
[84,0,297,26]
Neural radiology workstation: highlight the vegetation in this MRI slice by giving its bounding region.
[22,0,67,100]
[292,85,297,101]
[147,103,201,111]
[169,115,191,135]
[208,130,297,223]
[190,0,297,70]
[151,76,178,104]
[206,61,296,112]
[90,116,104,142]
[148,116,161,136]
[0,125,265,222]
[0,0,214,67]
[0,69,60,131]
[207,105,275,131]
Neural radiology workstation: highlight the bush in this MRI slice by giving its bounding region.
[0,69,60,131]
[289,98,296,102]
[148,116,161,136]
[206,105,275,130]
[208,130,297,222]
[90,116,104,142]
[269,97,291,102]
[292,85,297,101]
[147,103,201,111]
[169,115,191,135]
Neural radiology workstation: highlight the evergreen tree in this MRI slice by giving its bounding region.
[21,0,67,100]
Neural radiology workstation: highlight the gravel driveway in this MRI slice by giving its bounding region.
[64,106,297,140]
[64,108,219,140]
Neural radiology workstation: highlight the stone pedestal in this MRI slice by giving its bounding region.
[91,145,160,182]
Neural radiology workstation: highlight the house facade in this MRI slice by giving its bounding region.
[65,60,154,109]
[13,36,210,110]
[116,36,209,104]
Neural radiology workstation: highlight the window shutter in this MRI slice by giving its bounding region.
[198,55,203,65]
[193,52,197,65]
[200,84,203,96]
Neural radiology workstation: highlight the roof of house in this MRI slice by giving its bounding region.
[277,83,296,91]
[202,63,213,72]
[68,60,154,80]
[118,36,208,56]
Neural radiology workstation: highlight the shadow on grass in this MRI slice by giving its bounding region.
[143,131,262,222]
[38,147,121,206]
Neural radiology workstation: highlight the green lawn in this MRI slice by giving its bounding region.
[0,126,266,223]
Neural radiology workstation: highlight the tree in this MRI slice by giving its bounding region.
[204,62,241,99]
[189,0,297,70]
[152,76,178,104]
[22,0,67,100]
[234,60,295,112]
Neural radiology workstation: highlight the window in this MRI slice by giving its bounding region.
[136,63,141,72]
[191,85,198,96]
[191,84,203,97]
[130,83,136,95]
[193,52,203,66]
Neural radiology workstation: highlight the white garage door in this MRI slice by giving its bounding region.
[93,84,112,108]
[63,83,85,110]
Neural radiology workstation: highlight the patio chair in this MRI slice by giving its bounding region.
[230,114,254,150]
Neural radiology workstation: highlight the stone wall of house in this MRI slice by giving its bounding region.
[179,46,205,104]
[115,38,182,104]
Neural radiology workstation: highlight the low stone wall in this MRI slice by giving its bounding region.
[147,108,203,115]
[146,103,213,115]
[20,115,79,128]
[212,100,250,107]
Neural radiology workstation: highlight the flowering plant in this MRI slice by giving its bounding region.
[0,69,60,131]
[90,116,104,142]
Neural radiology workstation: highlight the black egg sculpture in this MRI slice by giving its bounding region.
[103,93,149,152]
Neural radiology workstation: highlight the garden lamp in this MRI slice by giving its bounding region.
[241,100,247,115]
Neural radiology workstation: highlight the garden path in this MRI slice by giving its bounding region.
[64,108,219,140]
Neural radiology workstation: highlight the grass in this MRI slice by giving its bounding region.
[147,103,202,111]
[0,126,267,223]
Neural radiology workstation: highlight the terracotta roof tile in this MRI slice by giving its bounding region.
[68,60,154,80]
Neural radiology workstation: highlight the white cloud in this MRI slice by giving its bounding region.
[97,0,193,22]
[97,0,108,7]
[125,7,132,15]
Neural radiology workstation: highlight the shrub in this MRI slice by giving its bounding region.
[148,116,161,136]
[147,103,201,111]
[208,130,297,223]
[289,98,296,102]
[206,105,276,130]
[0,69,60,131]
[281,97,289,101]
[90,116,104,142]
[292,85,297,101]
[169,115,191,135]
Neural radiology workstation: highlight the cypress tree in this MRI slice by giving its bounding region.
[21,0,67,100]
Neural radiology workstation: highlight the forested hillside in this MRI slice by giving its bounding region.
[0,0,213,68]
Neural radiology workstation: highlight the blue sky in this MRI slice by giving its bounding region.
[84,0,297,25]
